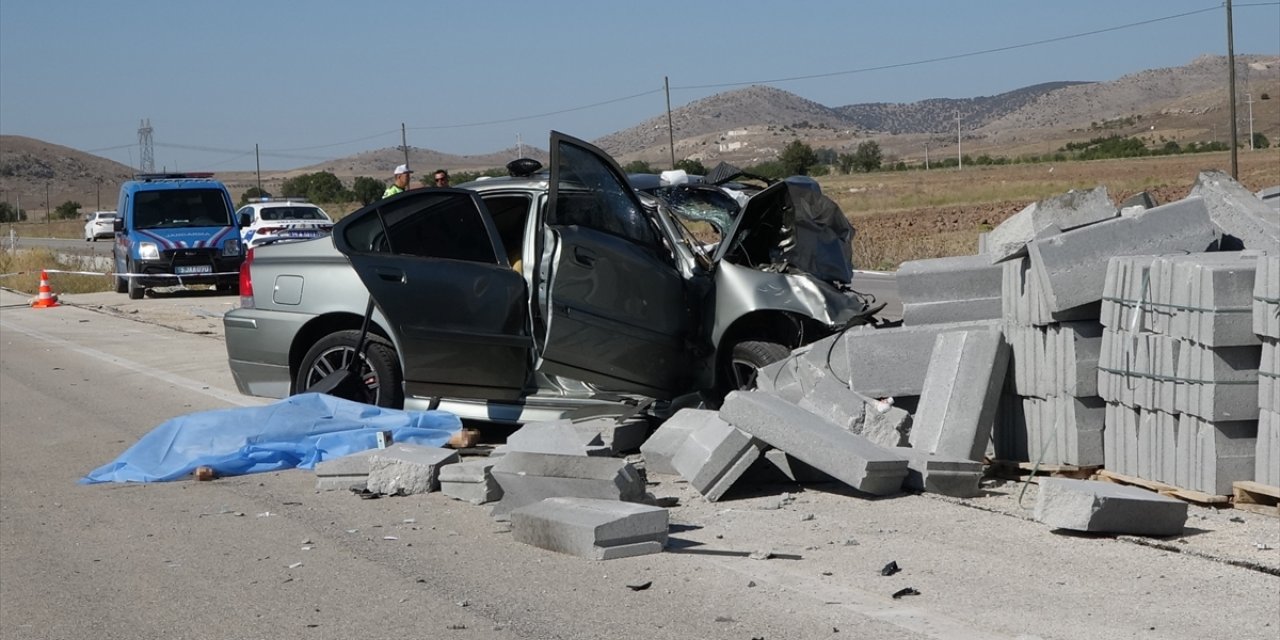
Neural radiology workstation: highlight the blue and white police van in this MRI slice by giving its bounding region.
[112,173,243,299]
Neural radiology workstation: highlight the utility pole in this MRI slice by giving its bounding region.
[1246,93,1255,150]
[956,111,962,170]
[665,76,676,170]
[45,181,51,235]
[1226,0,1238,178]
[924,142,930,170]
[517,133,524,158]
[400,123,409,168]
[96,178,102,211]
[255,144,262,193]
[138,118,154,174]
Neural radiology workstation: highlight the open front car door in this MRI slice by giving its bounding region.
[534,132,696,399]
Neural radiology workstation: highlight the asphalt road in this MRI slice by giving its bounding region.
[1,289,1277,640]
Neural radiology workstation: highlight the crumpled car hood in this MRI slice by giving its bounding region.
[712,181,855,284]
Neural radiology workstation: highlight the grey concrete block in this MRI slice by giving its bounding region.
[1034,478,1187,536]
[1173,342,1260,422]
[897,254,1004,305]
[314,449,381,491]
[670,420,761,501]
[440,459,501,505]
[1255,255,1280,339]
[1257,410,1280,487]
[511,497,668,560]
[1120,191,1159,211]
[719,391,909,495]
[1190,170,1280,250]
[986,187,1119,263]
[1262,338,1280,413]
[1179,415,1257,495]
[861,403,912,448]
[1022,395,1106,467]
[1028,197,1216,313]
[315,449,380,476]
[365,445,460,496]
[909,328,1010,461]
[894,447,983,497]
[777,320,1001,398]
[641,409,723,476]
[489,452,647,520]
[505,420,610,456]
[903,298,1002,325]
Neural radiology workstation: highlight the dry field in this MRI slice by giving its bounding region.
[831,149,1279,270]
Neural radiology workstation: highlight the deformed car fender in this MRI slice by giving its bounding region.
[709,261,869,351]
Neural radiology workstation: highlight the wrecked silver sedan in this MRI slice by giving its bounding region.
[223,131,879,423]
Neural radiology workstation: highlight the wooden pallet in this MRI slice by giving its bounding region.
[1095,470,1232,507]
[988,460,1101,480]
[1232,481,1280,517]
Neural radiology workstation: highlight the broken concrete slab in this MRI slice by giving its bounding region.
[364,445,460,496]
[1190,170,1280,251]
[641,409,724,476]
[1034,477,1187,536]
[719,391,908,496]
[489,452,647,520]
[766,320,1001,399]
[503,420,611,457]
[909,328,1010,461]
[985,186,1119,263]
[670,420,763,502]
[439,458,501,505]
[761,448,836,483]
[893,447,983,498]
[1027,196,1216,313]
[510,497,668,560]
[314,449,381,492]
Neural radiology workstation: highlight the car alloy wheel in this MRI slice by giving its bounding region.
[296,330,403,408]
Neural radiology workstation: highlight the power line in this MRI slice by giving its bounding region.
[406,87,664,132]
[673,4,1228,91]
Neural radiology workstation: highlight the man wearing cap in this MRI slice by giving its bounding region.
[382,164,413,198]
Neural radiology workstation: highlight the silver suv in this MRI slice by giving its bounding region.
[223,132,877,423]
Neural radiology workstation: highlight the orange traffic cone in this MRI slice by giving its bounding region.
[31,270,59,308]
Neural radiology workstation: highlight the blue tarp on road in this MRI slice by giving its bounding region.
[81,393,462,484]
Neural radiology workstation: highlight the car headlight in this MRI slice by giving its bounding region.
[138,242,160,260]
[222,238,241,257]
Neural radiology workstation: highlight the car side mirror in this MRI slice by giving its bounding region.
[238,212,251,227]
[113,219,124,232]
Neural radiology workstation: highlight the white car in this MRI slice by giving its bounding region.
[84,211,118,241]
[235,198,334,248]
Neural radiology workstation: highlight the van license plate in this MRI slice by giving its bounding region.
[176,265,213,274]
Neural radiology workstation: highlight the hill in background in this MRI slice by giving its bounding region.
[2,54,1276,214]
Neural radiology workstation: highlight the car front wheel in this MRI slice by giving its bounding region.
[295,330,404,408]
[727,340,792,392]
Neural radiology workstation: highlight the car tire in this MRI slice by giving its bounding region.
[726,340,792,392]
[115,275,127,294]
[127,271,145,300]
[295,330,404,408]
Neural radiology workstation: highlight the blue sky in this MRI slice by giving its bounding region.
[2,0,1277,171]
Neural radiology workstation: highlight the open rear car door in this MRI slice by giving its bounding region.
[332,189,532,401]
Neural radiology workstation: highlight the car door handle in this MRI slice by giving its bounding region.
[573,247,597,268]
[375,267,405,283]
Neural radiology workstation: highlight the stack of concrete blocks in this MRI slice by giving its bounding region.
[1098,252,1263,495]
[1254,254,1280,487]
[896,254,1004,326]
[439,458,501,505]
[988,188,1153,467]
[510,497,669,560]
